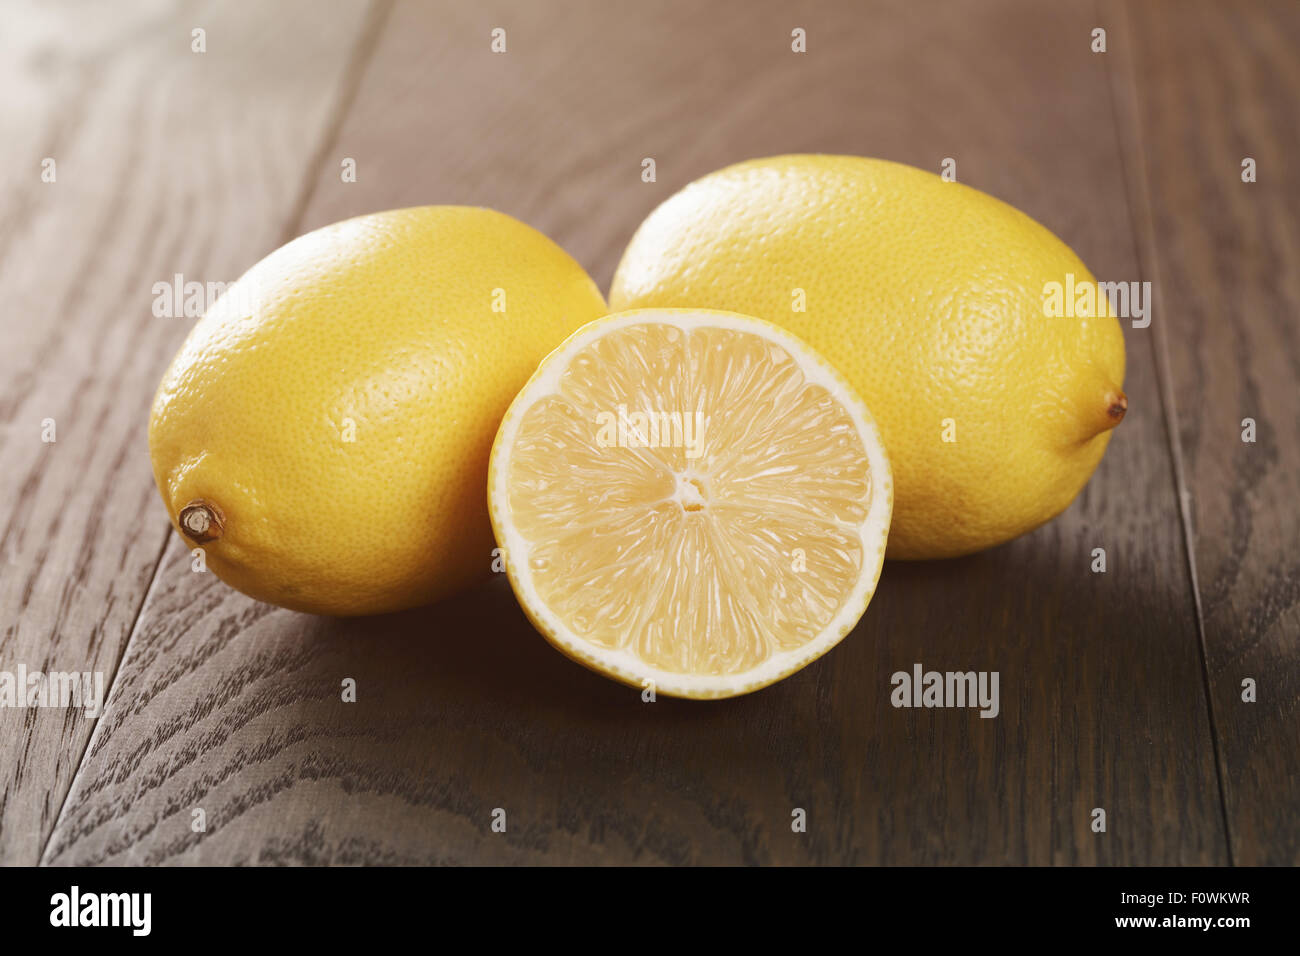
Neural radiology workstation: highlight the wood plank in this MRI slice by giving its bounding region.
[45,0,1224,864]
[1113,0,1300,864]
[0,0,380,864]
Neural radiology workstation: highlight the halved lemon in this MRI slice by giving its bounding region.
[488,309,893,699]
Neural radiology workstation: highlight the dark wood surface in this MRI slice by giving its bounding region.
[1115,0,1300,866]
[0,0,378,865]
[0,0,1293,866]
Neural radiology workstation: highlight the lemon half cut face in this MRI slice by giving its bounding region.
[489,309,893,699]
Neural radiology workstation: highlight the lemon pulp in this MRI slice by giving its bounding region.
[490,309,892,698]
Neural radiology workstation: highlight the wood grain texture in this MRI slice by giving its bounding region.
[1113,0,1300,864]
[0,0,379,864]
[40,0,1238,865]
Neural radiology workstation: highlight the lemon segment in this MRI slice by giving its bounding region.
[489,309,892,699]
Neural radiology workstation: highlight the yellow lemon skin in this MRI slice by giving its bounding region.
[611,155,1127,559]
[149,206,607,615]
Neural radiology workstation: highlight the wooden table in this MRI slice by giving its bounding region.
[2,0,1295,866]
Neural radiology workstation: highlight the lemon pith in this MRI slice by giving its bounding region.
[149,206,607,615]
[611,155,1127,559]
[489,309,893,699]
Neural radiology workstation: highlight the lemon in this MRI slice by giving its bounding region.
[149,206,607,615]
[489,309,892,699]
[611,155,1127,559]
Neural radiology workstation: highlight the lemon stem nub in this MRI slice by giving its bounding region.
[1075,389,1127,444]
[1105,390,1128,426]
[179,499,224,543]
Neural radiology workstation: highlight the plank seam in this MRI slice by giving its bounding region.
[37,0,396,866]
[38,525,171,865]
[279,0,395,245]
[1105,0,1235,865]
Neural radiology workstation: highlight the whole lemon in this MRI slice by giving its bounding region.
[149,206,606,615]
[611,155,1127,559]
